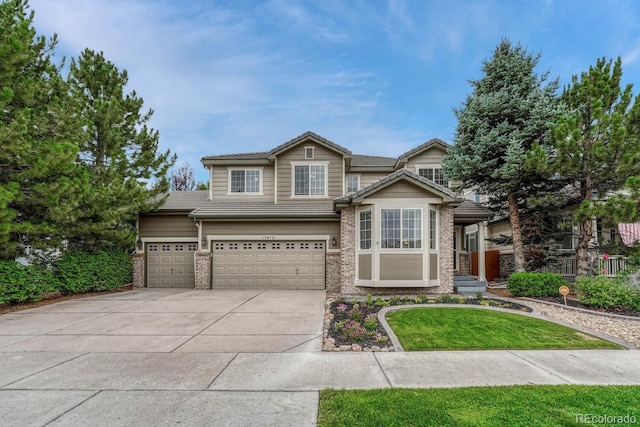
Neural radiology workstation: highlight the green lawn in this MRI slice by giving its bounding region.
[386,308,621,350]
[318,385,640,427]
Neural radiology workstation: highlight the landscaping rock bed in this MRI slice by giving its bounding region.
[323,295,532,352]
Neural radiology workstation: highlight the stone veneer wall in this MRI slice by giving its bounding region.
[433,204,454,294]
[459,253,471,275]
[194,252,211,290]
[132,252,144,288]
[326,252,341,295]
[339,207,357,294]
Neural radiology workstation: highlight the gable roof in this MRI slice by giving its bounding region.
[453,200,495,224]
[334,169,460,207]
[153,191,210,212]
[351,154,397,168]
[202,151,269,161]
[267,131,352,159]
[189,202,338,220]
[396,138,450,167]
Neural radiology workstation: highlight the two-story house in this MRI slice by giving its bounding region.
[133,131,493,295]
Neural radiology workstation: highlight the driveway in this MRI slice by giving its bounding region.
[0,288,326,353]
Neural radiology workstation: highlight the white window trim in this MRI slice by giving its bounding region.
[227,167,263,195]
[346,174,360,194]
[304,146,315,159]
[429,207,438,251]
[358,208,372,251]
[416,164,448,186]
[290,161,329,198]
[379,207,423,251]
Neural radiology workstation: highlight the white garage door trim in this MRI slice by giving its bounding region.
[146,241,198,288]
[210,239,326,290]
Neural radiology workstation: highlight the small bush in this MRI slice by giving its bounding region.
[507,272,566,297]
[55,248,132,293]
[575,276,639,310]
[364,313,377,331]
[0,262,55,304]
[342,320,367,340]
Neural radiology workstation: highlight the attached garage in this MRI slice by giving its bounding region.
[146,242,197,287]
[211,240,325,290]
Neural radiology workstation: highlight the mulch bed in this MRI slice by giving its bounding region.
[328,296,532,349]
[488,288,640,318]
[0,285,133,316]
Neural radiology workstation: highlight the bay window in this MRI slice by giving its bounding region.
[381,208,422,249]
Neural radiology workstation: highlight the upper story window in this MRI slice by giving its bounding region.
[346,175,360,193]
[229,168,261,194]
[359,210,371,250]
[293,163,326,196]
[304,146,314,159]
[418,166,448,187]
[381,208,422,249]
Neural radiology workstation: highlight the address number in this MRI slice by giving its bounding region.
[262,235,276,240]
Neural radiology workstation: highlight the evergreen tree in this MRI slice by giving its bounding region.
[546,57,640,276]
[0,0,85,260]
[443,39,560,272]
[67,48,175,248]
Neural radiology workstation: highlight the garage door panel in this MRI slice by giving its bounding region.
[212,240,325,290]
[146,242,196,288]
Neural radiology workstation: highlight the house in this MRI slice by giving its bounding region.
[133,131,493,295]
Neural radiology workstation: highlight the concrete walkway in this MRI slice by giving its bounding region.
[1,289,640,426]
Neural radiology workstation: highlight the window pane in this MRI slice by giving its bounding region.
[359,210,371,250]
[381,209,401,249]
[245,170,260,193]
[418,168,434,180]
[429,209,437,250]
[433,168,448,186]
[402,209,422,249]
[294,166,309,195]
[309,165,325,195]
[230,170,245,193]
[347,175,359,193]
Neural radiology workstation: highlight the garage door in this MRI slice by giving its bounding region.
[212,240,325,290]
[146,242,197,288]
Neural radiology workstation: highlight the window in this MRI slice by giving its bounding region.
[304,146,314,159]
[359,210,371,250]
[381,208,422,249]
[229,169,261,193]
[346,175,360,193]
[429,208,437,250]
[466,231,478,252]
[294,164,326,196]
[418,166,448,187]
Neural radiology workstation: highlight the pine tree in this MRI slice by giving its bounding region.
[548,57,640,276]
[67,48,175,248]
[0,0,85,260]
[443,39,560,272]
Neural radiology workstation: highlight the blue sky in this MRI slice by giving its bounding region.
[29,0,640,183]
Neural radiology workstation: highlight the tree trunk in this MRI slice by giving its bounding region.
[507,192,526,272]
[575,219,594,277]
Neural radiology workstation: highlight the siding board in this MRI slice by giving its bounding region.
[359,253,372,280]
[140,215,197,238]
[379,254,422,280]
[211,166,274,201]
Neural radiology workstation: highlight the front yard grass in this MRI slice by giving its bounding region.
[318,385,640,427]
[386,308,622,350]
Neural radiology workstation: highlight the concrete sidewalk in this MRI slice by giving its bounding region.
[1,289,640,426]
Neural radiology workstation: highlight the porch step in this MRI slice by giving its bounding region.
[453,275,487,294]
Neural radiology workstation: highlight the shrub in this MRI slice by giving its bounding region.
[0,262,55,304]
[575,276,639,310]
[507,272,566,297]
[54,248,132,293]
[364,313,377,331]
[341,320,367,340]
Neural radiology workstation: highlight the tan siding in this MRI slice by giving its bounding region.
[367,181,441,199]
[359,172,391,189]
[380,254,422,280]
[405,147,447,170]
[359,253,372,280]
[202,220,341,248]
[487,221,512,252]
[140,215,197,238]
[276,142,344,204]
[211,166,274,201]
[430,253,438,280]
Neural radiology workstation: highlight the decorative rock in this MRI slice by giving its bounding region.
[333,347,341,352]
[339,345,352,351]
[363,347,372,352]
[388,347,395,352]
[351,343,362,352]
[381,347,389,352]
[322,341,336,352]
[326,337,335,344]
[371,346,381,352]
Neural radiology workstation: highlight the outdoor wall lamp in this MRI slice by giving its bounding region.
[331,236,337,246]
[136,238,142,250]
[202,236,208,247]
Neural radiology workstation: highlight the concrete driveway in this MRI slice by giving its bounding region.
[0,288,326,353]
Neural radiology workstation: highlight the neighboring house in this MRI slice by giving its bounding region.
[134,131,493,295]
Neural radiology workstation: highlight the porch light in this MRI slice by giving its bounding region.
[136,238,142,250]
[202,236,208,247]
[331,236,337,246]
